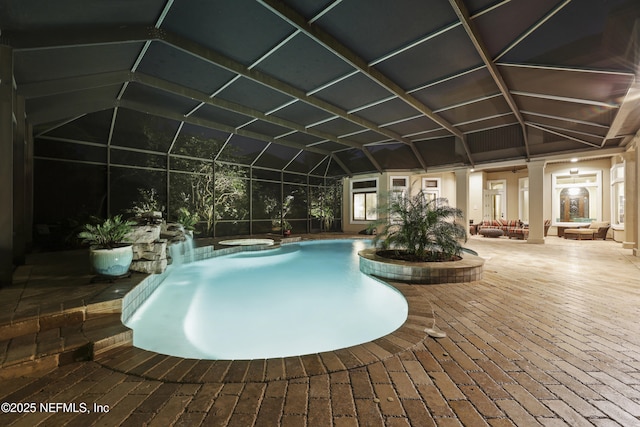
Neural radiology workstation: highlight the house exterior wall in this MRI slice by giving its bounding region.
[342,151,635,245]
[485,170,527,221]
[342,172,381,234]
[544,158,612,236]
[341,171,458,234]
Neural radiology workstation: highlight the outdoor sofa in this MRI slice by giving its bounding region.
[563,221,610,240]
[477,219,551,240]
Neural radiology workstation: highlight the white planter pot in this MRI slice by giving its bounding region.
[90,245,133,277]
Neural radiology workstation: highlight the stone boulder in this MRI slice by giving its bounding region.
[132,240,167,261]
[161,222,191,242]
[125,223,194,274]
[125,225,161,244]
[130,259,168,274]
[127,224,168,274]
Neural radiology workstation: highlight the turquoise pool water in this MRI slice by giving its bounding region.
[125,239,408,360]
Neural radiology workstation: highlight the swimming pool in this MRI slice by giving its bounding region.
[125,239,408,360]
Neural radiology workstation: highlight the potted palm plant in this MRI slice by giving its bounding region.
[78,215,136,277]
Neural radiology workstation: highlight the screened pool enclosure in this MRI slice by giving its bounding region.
[3,0,640,274]
[34,107,344,242]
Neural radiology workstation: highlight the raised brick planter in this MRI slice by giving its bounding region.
[358,248,484,284]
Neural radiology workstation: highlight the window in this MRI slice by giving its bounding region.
[391,177,407,187]
[390,176,409,200]
[552,171,601,224]
[389,176,409,223]
[484,180,506,221]
[519,178,529,223]
[421,178,440,201]
[611,164,624,226]
[351,178,378,222]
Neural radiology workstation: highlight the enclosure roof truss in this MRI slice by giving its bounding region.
[2,0,639,175]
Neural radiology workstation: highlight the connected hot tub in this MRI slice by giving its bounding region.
[218,238,275,246]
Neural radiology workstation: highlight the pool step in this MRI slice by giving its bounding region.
[0,307,131,380]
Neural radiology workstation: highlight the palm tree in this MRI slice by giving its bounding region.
[371,193,467,261]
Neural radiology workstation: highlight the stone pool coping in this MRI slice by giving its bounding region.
[109,237,435,382]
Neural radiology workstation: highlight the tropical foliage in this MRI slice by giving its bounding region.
[129,188,165,217]
[173,162,248,235]
[310,185,339,231]
[267,194,294,231]
[78,215,135,249]
[175,207,200,232]
[371,193,467,262]
[131,127,343,237]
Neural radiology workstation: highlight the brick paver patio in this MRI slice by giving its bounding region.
[1,235,639,426]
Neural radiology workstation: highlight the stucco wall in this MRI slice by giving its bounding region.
[343,158,616,237]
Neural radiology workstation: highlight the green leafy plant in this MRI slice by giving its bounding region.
[267,194,294,232]
[311,204,334,231]
[129,188,165,217]
[173,162,248,236]
[310,186,338,231]
[370,193,467,262]
[78,215,135,249]
[176,207,200,232]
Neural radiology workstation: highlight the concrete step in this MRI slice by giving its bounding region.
[0,306,131,379]
[0,298,121,342]
[83,314,132,356]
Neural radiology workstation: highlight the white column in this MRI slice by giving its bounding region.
[454,168,470,233]
[636,142,640,256]
[0,45,14,286]
[527,159,546,244]
[622,149,636,250]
